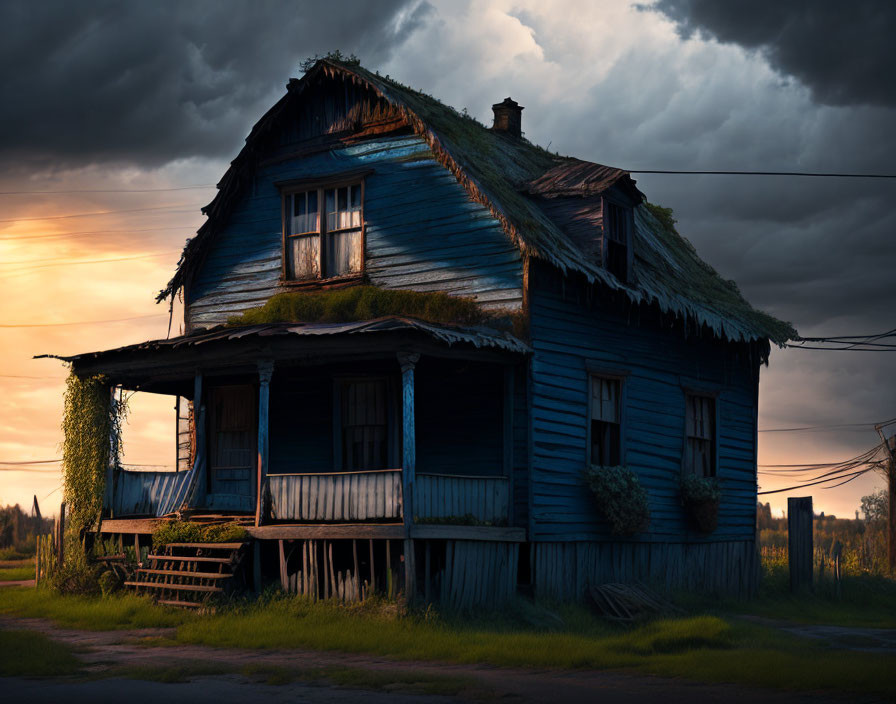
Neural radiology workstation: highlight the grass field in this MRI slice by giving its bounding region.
[0,586,893,698]
[0,565,35,582]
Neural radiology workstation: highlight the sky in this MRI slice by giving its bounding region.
[1,0,894,518]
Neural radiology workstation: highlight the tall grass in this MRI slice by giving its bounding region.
[0,587,190,630]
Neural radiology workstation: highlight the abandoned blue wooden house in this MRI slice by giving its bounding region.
[62,59,795,607]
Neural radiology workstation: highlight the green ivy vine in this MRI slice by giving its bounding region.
[61,372,126,534]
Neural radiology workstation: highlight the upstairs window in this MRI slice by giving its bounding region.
[589,375,622,466]
[284,182,363,281]
[685,394,716,477]
[603,199,633,283]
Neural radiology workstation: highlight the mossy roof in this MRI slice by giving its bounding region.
[159,59,795,346]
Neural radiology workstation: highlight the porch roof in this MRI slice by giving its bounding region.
[49,316,529,388]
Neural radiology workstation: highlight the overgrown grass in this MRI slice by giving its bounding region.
[0,565,35,581]
[173,595,895,697]
[227,286,485,327]
[713,550,896,628]
[0,587,190,630]
[152,520,248,550]
[0,546,34,561]
[0,629,82,677]
[1,586,893,697]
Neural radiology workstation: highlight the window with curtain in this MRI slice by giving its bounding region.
[284,182,363,280]
[340,378,388,471]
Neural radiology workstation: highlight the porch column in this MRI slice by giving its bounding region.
[105,386,120,518]
[503,365,515,527]
[398,351,419,600]
[255,360,274,527]
[192,372,206,507]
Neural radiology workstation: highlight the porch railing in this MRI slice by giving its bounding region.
[268,469,403,521]
[414,473,509,525]
[111,469,191,517]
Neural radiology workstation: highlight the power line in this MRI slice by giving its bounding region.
[786,344,896,352]
[0,374,65,379]
[1,248,179,269]
[758,421,891,433]
[629,170,896,179]
[0,312,164,328]
[0,184,215,195]
[0,225,191,242]
[1,250,178,277]
[0,202,204,224]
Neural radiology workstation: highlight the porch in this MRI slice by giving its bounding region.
[71,318,529,534]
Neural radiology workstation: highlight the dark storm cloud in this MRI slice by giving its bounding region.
[0,0,427,170]
[647,0,896,107]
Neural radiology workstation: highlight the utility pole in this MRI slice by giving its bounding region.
[875,426,896,574]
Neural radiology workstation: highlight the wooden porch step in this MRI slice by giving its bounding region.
[124,581,222,593]
[137,568,230,579]
[146,554,233,564]
[157,599,205,609]
[164,542,246,550]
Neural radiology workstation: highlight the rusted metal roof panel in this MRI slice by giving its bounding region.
[58,316,531,363]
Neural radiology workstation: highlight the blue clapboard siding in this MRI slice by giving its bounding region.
[268,470,402,521]
[528,263,758,542]
[187,136,523,329]
[112,469,190,517]
[414,474,509,524]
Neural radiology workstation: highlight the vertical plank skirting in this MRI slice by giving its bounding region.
[268,470,403,521]
[531,539,760,600]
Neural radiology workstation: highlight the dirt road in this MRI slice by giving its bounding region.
[0,616,884,704]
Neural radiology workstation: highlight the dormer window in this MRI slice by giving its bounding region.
[282,179,364,281]
[602,198,633,284]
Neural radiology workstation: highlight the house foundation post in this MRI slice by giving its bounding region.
[398,351,419,601]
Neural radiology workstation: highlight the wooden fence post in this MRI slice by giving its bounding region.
[788,496,813,592]
[35,534,41,587]
[56,502,66,568]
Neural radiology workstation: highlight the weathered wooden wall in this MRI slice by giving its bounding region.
[528,261,759,542]
[413,474,509,524]
[531,539,760,599]
[268,470,402,521]
[186,135,523,329]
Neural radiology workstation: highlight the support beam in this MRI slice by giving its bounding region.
[256,360,274,527]
[191,372,206,509]
[278,539,288,592]
[503,365,515,527]
[397,352,419,602]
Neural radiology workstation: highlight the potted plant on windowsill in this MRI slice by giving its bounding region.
[679,475,721,533]
[585,465,650,536]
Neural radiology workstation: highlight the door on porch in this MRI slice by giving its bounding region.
[207,384,256,511]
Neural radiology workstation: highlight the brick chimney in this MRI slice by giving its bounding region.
[491,97,523,137]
